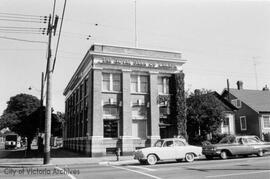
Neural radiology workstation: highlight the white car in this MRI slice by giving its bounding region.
[134,138,202,165]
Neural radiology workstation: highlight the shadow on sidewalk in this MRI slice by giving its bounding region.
[0,148,89,159]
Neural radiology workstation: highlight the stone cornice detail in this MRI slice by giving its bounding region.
[93,55,184,71]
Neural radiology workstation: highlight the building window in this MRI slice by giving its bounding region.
[132,119,147,139]
[131,75,148,93]
[263,115,270,128]
[159,106,170,118]
[102,73,110,91]
[102,73,121,92]
[223,117,229,126]
[231,99,241,108]
[158,77,170,94]
[112,74,121,91]
[140,76,148,93]
[84,78,88,96]
[104,120,118,138]
[240,116,247,131]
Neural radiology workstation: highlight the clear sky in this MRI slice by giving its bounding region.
[0,0,269,114]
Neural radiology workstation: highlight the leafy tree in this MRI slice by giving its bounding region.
[186,89,226,144]
[0,94,64,151]
[0,94,40,150]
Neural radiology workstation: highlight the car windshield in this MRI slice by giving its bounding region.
[219,136,236,144]
[154,140,164,147]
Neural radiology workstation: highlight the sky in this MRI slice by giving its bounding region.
[0,0,269,114]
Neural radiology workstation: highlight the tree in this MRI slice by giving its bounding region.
[0,94,40,150]
[0,94,64,151]
[186,89,226,144]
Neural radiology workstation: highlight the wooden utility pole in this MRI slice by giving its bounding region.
[44,14,58,165]
[40,72,44,107]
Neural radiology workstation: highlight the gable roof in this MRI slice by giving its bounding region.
[224,88,270,113]
[211,91,238,111]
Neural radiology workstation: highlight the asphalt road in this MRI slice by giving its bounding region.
[1,156,270,179]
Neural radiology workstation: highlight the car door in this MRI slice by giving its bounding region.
[247,137,262,153]
[238,138,253,154]
[230,138,250,155]
[157,140,177,160]
[174,139,187,159]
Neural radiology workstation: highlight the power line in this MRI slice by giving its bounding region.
[0,18,46,23]
[0,35,47,44]
[0,26,46,30]
[0,12,45,17]
[52,0,67,72]
[0,15,46,21]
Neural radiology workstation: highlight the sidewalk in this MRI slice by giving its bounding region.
[0,156,136,167]
[0,148,136,167]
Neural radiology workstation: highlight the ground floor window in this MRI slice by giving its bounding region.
[223,117,229,126]
[132,119,147,139]
[240,116,247,131]
[263,115,270,128]
[104,120,118,138]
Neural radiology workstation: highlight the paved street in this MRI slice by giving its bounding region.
[0,156,269,179]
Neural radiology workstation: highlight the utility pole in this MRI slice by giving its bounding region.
[40,72,44,107]
[37,72,44,152]
[44,14,58,165]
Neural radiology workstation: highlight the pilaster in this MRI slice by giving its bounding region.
[121,70,133,155]
[149,71,160,146]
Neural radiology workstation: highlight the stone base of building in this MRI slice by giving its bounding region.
[63,136,159,157]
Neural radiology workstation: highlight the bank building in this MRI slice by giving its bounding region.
[63,44,186,157]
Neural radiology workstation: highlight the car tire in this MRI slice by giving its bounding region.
[147,154,157,165]
[185,153,195,162]
[205,155,213,160]
[139,160,147,165]
[257,150,264,157]
[220,151,228,159]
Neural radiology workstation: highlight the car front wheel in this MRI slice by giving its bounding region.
[185,153,195,162]
[147,154,157,165]
[220,151,228,159]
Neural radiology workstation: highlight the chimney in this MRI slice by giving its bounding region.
[262,85,269,91]
[236,81,243,90]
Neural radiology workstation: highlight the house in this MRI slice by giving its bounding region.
[210,92,238,135]
[221,81,270,141]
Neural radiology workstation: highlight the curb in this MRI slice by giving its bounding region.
[99,160,138,166]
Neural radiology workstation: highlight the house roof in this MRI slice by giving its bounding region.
[225,88,270,113]
[211,91,238,111]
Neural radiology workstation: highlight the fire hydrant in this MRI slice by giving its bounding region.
[115,148,120,161]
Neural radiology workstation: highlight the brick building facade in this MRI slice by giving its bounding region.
[63,44,186,157]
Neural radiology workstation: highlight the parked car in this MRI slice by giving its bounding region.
[134,138,202,165]
[202,135,270,160]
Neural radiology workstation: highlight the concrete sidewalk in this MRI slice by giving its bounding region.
[0,155,136,167]
[0,148,136,167]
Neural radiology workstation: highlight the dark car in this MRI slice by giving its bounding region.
[202,135,270,160]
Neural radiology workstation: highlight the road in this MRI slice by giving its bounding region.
[0,156,270,179]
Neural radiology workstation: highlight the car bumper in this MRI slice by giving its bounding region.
[202,150,221,156]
